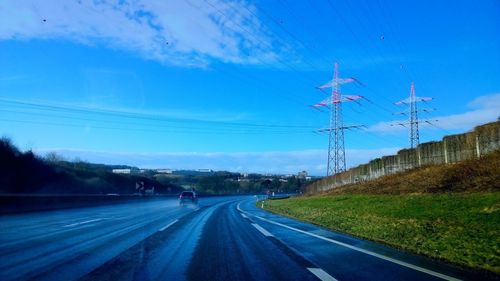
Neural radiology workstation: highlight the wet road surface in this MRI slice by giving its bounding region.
[0,196,493,281]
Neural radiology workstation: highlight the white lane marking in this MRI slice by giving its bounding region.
[307,268,338,281]
[250,214,460,281]
[241,213,248,219]
[159,219,179,232]
[237,202,243,212]
[251,223,274,237]
[63,218,104,228]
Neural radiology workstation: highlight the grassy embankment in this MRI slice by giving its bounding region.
[263,151,500,274]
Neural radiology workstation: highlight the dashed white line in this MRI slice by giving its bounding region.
[63,218,104,228]
[251,214,461,281]
[251,223,273,237]
[159,219,178,232]
[241,213,248,218]
[307,268,338,281]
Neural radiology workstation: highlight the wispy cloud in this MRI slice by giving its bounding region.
[34,147,401,176]
[367,93,500,134]
[0,0,280,67]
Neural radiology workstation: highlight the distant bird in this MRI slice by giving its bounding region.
[42,19,47,23]
[380,35,384,40]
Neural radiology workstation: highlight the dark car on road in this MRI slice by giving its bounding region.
[179,191,198,206]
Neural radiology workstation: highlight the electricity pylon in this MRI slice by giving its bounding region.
[314,63,362,176]
[394,82,433,148]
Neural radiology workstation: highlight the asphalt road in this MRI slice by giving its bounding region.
[0,196,493,281]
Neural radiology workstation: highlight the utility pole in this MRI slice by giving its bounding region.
[314,63,363,176]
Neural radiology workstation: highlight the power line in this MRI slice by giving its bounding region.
[0,99,317,131]
[275,0,342,65]
[194,0,323,86]
[244,1,342,67]
[0,118,315,135]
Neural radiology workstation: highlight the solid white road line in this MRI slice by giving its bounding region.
[159,219,179,232]
[251,214,461,281]
[251,223,274,237]
[63,218,104,228]
[241,213,248,218]
[307,268,338,281]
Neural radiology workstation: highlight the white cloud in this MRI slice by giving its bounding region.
[0,0,279,66]
[367,93,500,134]
[34,147,401,176]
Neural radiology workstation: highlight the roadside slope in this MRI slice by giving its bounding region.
[263,151,500,275]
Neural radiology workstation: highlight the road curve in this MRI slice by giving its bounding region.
[0,196,494,281]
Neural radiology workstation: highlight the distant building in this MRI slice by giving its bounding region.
[112,169,131,174]
[157,169,174,174]
[297,171,308,179]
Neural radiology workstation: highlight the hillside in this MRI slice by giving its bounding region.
[0,137,181,195]
[307,121,500,193]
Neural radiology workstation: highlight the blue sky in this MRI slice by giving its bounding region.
[0,0,499,175]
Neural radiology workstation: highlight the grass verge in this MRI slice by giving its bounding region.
[263,192,500,274]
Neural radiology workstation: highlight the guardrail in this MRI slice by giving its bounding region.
[0,194,177,214]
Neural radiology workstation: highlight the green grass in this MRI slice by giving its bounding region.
[263,192,500,274]
[269,150,500,273]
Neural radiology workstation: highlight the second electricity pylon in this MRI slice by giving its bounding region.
[394,82,433,148]
[314,63,362,176]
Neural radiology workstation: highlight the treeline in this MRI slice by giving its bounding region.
[194,172,306,194]
[0,137,181,194]
[0,138,311,195]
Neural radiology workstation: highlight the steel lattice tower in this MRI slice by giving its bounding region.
[314,63,361,176]
[395,82,433,150]
[409,82,419,148]
[327,63,346,175]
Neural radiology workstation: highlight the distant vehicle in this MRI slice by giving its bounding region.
[179,191,198,206]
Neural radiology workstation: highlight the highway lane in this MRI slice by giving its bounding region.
[0,196,493,281]
[0,198,201,280]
